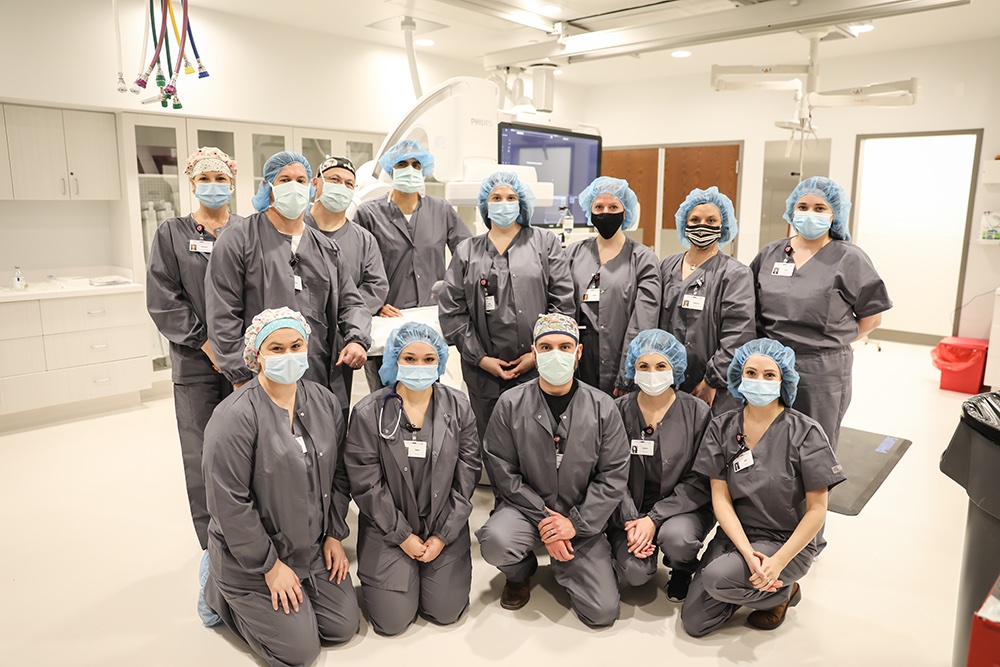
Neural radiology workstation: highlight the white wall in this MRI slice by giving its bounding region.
[0,201,114,272]
[581,37,1000,339]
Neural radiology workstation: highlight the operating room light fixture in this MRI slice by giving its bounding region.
[671,50,692,58]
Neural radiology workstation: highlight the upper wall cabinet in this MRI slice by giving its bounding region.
[0,111,12,200]
[3,105,121,201]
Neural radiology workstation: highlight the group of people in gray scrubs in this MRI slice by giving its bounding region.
[147,138,891,665]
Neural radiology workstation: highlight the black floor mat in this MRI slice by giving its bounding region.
[828,427,912,516]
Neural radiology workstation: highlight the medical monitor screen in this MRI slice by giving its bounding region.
[498,122,601,227]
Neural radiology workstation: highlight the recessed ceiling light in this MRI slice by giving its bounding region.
[553,69,564,76]
[538,5,561,16]
[671,50,692,58]
[850,22,875,35]
[415,38,436,47]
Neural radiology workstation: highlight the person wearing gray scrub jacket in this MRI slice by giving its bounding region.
[568,176,660,396]
[146,147,242,553]
[749,177,891,451]
[202,308,360,667]
[438,171,575,438]
[345,323,481,636]
[659,187,754,415]
[205,151,372,412]
[609,330,714,603]
[477,314,630,628]
[681,338,846,636]
[304,155,389,399]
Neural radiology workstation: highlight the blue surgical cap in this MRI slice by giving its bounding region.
[675,186,738,248]
[783,176,852,242]
[379,322,449,386]
[478,171,536,228]
[727,338,799,407]
[624,329,687,386]
[378,139,436,178]
[578,176,639,231]
[251,151,314,213]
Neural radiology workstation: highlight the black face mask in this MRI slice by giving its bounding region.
[591,211,625,239]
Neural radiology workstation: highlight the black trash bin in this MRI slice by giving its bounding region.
[940,391,1000,667]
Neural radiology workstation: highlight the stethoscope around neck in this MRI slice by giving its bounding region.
[378,386,405,440]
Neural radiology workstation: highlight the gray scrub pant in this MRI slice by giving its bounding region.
[173,377,232,550]
[360,545,472,636]
[476,505,621,628]
[680,533,814,637]
[610,508,715,588]
[205,553,360,667]
[793,346,853,451]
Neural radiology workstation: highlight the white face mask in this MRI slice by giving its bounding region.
[271,181,311,219]
[536,348,577,386]
[634,370,673,396]
[319,182,353,213]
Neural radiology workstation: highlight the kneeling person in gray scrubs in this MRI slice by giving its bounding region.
[202,308,359,666]
[681,338,846,636]
[477,314,629,628]
[345,323,481,635]
[609,330,714,602]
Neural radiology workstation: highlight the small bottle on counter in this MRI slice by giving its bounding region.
[12,266,26,291]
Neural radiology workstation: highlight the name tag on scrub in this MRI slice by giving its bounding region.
[294,275,303,291]
[681,294,705,310]
[484,295,496,312]
[405,440,428,459]
[189,239,213,253]
[630,439,655,456]
[583,288,601,302]
[771,262,794,277]
[733,449,754,472]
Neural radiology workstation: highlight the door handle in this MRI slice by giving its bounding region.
[61,178,66,195]
[86,309,106,316]
[74,178,80,195]
[93,378,112,384]
[90,344,109,350]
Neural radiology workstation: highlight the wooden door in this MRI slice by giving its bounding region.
[601,147,660,248]
[662,144,739,230]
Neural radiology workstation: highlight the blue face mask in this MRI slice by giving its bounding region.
[791,212,833,240]
[319,182,353,213]
[739,378,782,407]
[392,165,425,194]
[396,364,438,391]
[487,201,521,228]
[261,351,309,385]
[271,181,311,219]
[195,182,232,209]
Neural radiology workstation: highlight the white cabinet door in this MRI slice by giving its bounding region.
[0,110,12,200]
[4,105,69,200]
[63,110,122,200]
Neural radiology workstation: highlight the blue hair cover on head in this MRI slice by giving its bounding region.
[378,139,436,178]
[379,322,449,386]
[675,186,739,248]
[251,151,314,213]
[783,176,852,241]
[624,329,687,387]
[477,171,536,227]
[727,338,799,407]
[578,176,639,231]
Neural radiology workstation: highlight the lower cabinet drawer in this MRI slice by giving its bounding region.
[0,357,150,414]
[43,324,148,370]
[0,337,46,377]
[39,292,146,335]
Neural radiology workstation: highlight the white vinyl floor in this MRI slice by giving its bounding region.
[0,341,973,666]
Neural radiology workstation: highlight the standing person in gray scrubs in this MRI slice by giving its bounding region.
[659,186,754,415]
[345,323,480,636]
[568,176,660,396]
[477,314,629,628]
[354,139,472,389]
[305,155,389,400]
[750,177,891,451]
[438,171,575,438]
[609,330,714,603]
[146,146,243,623]
[681,338,846,636]
[205,151,371,413]
[202,308,360,666]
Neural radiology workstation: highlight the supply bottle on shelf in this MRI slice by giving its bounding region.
[12,266,26,291]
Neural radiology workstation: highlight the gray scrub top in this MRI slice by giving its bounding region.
[304,212,389,316]
[750,239,892,353]
[402,394,436,531]
[146,214,244,384]
[202,378,351,579]
[345,384,482,545]
[567,238,661,393]
[658,252,756,393]
[483,379,630,537]
[354,195,472,309]
[694,408,846,539]
[204,212,372,407]
[438,227,575,400]
[614,391,712,527]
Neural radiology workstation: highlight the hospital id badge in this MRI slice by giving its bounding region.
[681,294,706,311]
[583,287,601,302]
[189,239,213,253]
[771,262,794,277]
[405,440,428,459]
[630,439,655,456]
[555,453,564,469]
[484,295,497,312]
[294,275,303,291]
[732,449,754,472]
[294,436,307,454]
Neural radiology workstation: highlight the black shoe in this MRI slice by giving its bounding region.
[500,577,531,610]
[666,570,693,602]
